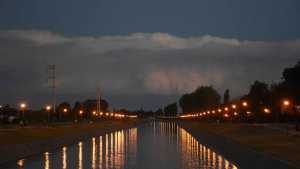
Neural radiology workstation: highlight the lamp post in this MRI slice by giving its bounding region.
[241,101,248,122]
[20,103,26,118]
[19,103,27,125]
[281,99,299,131]
[281,99,291,123]
[46,105,51,122]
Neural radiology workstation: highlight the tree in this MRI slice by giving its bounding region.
[100,99,109,112]
[247,81,271,121]
[164,102,178,116]
[223,89,230,104]
[72,102,84,120]
[179,86,221,113]
[282,61,300,103]
[80,99,109,118]
[82,99,97,118]
[282,61,300,129]
[57,102,71,120]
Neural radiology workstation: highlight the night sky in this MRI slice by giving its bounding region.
[0,0,300,110]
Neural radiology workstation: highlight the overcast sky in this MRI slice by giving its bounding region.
[0,0,300,110]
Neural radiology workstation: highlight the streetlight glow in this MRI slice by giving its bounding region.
[20,103,26,109]
[264,108,271,114]
[232,104,237,109]
[46,105,51,111]
[283,100,290,107]
[242,101,248,107]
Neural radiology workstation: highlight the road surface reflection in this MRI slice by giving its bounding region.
[10,121,238,169]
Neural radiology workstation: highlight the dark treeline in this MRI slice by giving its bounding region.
[162,61,300,125]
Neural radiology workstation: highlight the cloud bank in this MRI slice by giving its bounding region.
[0,30,299,109]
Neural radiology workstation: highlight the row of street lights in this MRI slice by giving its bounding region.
[180,99,292,119]
[14,102,137,121]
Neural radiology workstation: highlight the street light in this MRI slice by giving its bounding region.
[19,103,27,120]
[224,107,229,111]
[45,105,51,122]
[283,100,290,107]
[63,108,68,113]
[79,110,83,115]
[242,101,248,107]
[20,103,26,109]
[232,104,237,109]
[264,108,271,114]
[46,105,51,111]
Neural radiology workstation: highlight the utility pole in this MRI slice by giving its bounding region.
[97,87,101,114]
[48,65,56,122]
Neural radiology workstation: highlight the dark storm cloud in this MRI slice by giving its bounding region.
[0,30,299,109]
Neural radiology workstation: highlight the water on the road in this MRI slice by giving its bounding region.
[7,121,238,169]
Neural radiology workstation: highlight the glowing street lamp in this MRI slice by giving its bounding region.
[19,103,27,120]
[63,108,68,113]
[17,159,25,167]
[20,103,26,109]
[79,110,83,115]
[246,111,251,115]
[242,101,248,107]
[224,107,229,111]
[45,105,51,122]
[218,109,222,113]
[232,104,237,109]
[264,108,271,114]
[283,100,290,107]
[46,105,51,111]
